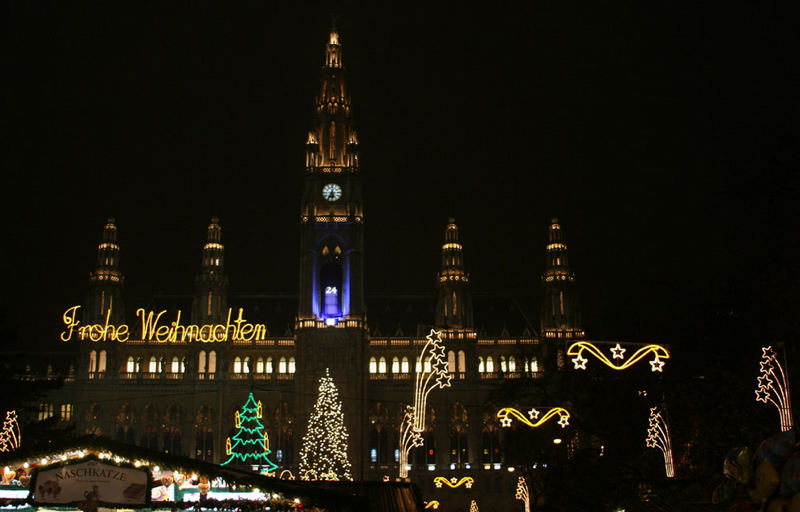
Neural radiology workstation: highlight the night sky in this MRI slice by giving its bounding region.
[5,3,797,349]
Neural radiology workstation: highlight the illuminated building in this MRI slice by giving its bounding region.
[29,26,597,510]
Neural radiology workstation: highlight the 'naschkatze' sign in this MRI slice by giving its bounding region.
[60,305,268,343]
[32,458,149,507]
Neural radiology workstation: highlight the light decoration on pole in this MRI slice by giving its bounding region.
[0,411,21,453]
[221,393,278,471]
[298,368,353,481]
[567,341,669,372]
[470,500,479,512]
[646,406,675,478]
[497,407,570,429]
[515,476,530,512]
[398,329,452,478]
[755,345,794,432]
[424,500,440,510]
[433,476,474,489]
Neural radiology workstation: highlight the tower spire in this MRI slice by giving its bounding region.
[540,218,584,340]
[435,218,473,333]
[86,217,125,324]
[192,217,229,324]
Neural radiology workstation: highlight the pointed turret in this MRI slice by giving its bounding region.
[540,218,584,339]
[192,217,229,324]
[435,218,473,332]
[86,218,125,324]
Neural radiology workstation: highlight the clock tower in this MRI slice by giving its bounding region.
[295,25,368,477]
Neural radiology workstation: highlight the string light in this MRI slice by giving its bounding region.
[399,330,452,479]
[515,476,530,512]
[497,407,570,429]
[646,406,675,478]
[0,411,21,453]
[567,341,669,372]
[755,346,794,432]
[221,392,278,471]
[433,476,474,489]
[298,369,353,481]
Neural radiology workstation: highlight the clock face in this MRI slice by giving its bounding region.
[322,183,342,202]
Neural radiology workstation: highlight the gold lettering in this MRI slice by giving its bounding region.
[116,324,129,342]
[233,309,246,340]
[60,306,81,341]
[254,324,267,341]
[186,325,199,342]
[155,325,170,343]
[199,324,213,343]
[138,308,167,341]
[172,310,185,342]
[240,323,254,341]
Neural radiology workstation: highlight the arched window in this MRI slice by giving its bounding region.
[198,351,206,373]
[378,357,387,374]
[196,427,213,462]
[500,356,507,372]
[171,357,180,373]
[401,356,409,373]
[279,357,287,374]
[478,356,484,373]
[208,351,216,373]
[486,356,494,373]
[207,291,213,317]
[508,356,516,372]
[458,350,466,373]
[448,350,456,373]
[391,357,400,374]
[482,427,501,463]
[415,356,422,374]
[163,427,181,455]
[148,357,157,373]
[424,357,432,373]
[126,357,135,373]
[369,357,377,374]
[243,357,251,374]
[289,357,296,374]
[266,357,273,373]
[256,357,264,373]
[88,350,97,373]
[233,357,242,374]
[98,350,107,373]
[530,357,539,373]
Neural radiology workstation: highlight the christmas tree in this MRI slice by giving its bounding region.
[299,369,353,480]
[221,392,278,471]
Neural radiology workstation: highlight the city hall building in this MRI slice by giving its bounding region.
[32,27,588,510]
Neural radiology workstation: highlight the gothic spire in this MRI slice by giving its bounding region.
[540,218,584,340]
[86,217,125,324]
[192,217,229,324]
[435,218,473,332]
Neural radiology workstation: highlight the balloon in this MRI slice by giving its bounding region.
[755,430,797,468]
[782,453,800,496]
[725,447,753,483]
[750,460,781,504]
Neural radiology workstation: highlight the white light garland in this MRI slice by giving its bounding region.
[298,368,353,480]
[515,476,530,512]
[0,411,20,453]
[646,406,675,478]
[755,345,794,432]
[398,329,452,478]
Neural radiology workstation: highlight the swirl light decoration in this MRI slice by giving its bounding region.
[433,476,474,489]
[755,346,794,432]
[398,329,452,478]
[515,476,530,512]
[646,406,675,478]
[497,407,570,429]
[424,500,440,510]
[0,411,21,453]
[567,342,669,372]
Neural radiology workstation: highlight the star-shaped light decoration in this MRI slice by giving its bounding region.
[755,387,770,403]
[465,480,473,489]
[528,408,540,420]
[646,406,675,478]
[650,356,665,373]
[646,436,658,449]
[435,479,443,488]
[755,345,794,431]
[757,374,773,390]
[500,416,513,428]
[558,415,570,428]
[572,353,588,370]
[611,343,626,360]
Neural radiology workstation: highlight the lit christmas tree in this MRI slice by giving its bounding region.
[299,369,353,480]
[221,392,278,472]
